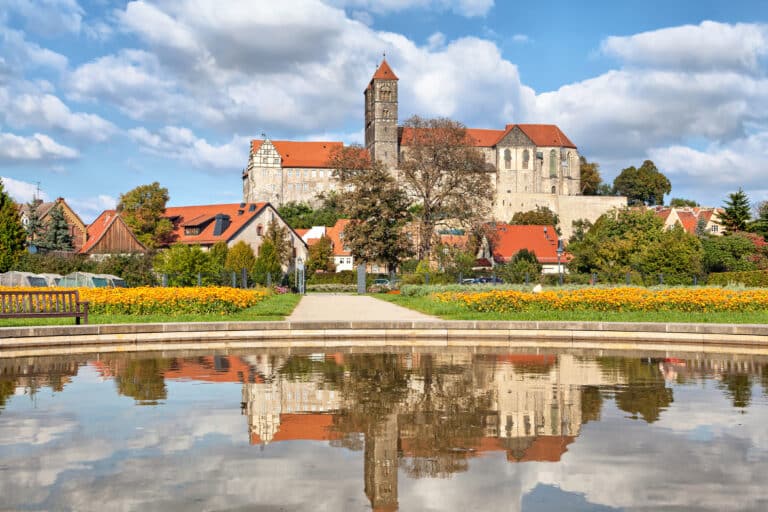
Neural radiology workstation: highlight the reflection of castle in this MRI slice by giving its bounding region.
[239,352,622,511]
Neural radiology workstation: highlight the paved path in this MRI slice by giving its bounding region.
[287,294,437,322]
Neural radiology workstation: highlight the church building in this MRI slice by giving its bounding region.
[242,59,625,238]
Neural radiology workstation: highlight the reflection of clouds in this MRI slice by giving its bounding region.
[0,415,76,446]
[541,399,768,512]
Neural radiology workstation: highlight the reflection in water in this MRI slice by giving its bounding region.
[0,351,767,511]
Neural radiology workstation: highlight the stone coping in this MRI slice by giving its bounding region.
[1,321,768,359]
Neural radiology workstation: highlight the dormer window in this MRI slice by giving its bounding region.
[185,226,201,236]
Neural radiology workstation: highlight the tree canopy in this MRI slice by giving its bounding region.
[277,195,343,230]
[225,241,256,274]
[720,188,751,233]
[253,239,282,285]
[510,206,560,233]
[153,244,215,286]
[41,204,73,251]
[612,160,671,206]
[0,179,26,272]
[670,197,699,208]
[117,182,173,249]
[264,219,292,267]
[579,156,606,195]
[306,235,335,274]
[398,116,494,260]
[331,146,412,271]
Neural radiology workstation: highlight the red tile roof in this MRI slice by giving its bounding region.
[676,211,698,234]
[326,219,351,256]
[164,203,268,245]
[249,413,342,445]
[491,223,564,264]
[251,140,346,168]
[513,124,576,148]
[372,58,398,80]
[400,124,575,149]
[439,234,469,248]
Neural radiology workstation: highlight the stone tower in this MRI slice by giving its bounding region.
[364,59,399,170]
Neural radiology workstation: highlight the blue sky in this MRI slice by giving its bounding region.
[1,0,767,222]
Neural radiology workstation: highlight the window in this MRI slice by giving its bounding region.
[273,157,279,165]
[303,183,308,190]
[262,169,267,177]
[550,149,557,177]
[380,87,391,101]
[522,149,530,169]
[184,226,201,236]
[711,224,719,233]
[311,170,316,178]
[257,225,263,236]
[383,109,389,118]
[504,148,511,169]
[261,157,268,164]
[551,185,557,194]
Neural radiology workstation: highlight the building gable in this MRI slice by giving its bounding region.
[496,125,535,147]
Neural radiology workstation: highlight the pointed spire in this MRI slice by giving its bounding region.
[372,58,398,81]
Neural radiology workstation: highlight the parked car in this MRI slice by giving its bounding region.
[373,278,390,288]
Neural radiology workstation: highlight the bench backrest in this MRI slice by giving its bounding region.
[0,290,82,315]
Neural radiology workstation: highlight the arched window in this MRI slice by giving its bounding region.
[549,149,557,177]
[257,225,263,236]
[504,149,511,169]
[522,150,530,169]
[551,185,557,194]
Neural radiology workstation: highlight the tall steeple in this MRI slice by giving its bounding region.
[364,58,399,170]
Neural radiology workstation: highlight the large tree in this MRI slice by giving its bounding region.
[612,160,671,206]
[719,188,751,233]
[41,204,73,251]
[306,235,335,274]
[278,195,343,230]
[0,179,27,271]
[398,116,494,260]
[701,233,757,273]
[330,146,412,271]
[253,239,282,285]
[117,182,174,249]
[264,218,292,267]
[24,199,46,246]
[224,241,256,275]
[579,156,605,195]
[750,200,768,239]
[568,208,703,283]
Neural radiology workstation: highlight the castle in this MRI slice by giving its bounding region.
[243,60,625,238]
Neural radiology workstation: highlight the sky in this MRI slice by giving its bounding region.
[1,0,767,223]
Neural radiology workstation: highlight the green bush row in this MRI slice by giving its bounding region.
[306,283,357,293]
[707,270,768,287]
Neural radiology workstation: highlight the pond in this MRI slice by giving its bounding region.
[1,348,767,511]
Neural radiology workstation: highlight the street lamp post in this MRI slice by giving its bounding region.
[556,239,564,286]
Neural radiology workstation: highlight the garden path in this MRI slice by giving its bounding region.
[287,294,436,322]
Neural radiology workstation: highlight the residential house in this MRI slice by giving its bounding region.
[18,197,87,251]
[478,223,567,274]
[81,202,307,268]
[651,206,724,236]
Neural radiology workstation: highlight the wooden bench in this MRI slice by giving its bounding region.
[0,290,89,325]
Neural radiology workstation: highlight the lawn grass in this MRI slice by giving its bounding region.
[376,294,768,324]
[0,293,302,327]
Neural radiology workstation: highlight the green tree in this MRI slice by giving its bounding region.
[117,182,174,249]
[599,358,673,423]
[331,146,412,271]
[208,240,229,284]
[253,239,283,285]
[399,116,494,260]
[569,218,593,244]
[719,372,752,409]
[153,244,214,286]
[750,200,768,239]
[24,199,46,246]
[579,156,604,195]
[306,235,335,274]
[225,241,256,276]
[568,208,663,276]
[719,188,751,233]
[635,225,704,283]
[264,219,291,267]
[612,160,671,206]
[496,249,542,283]
[0,179,27,271]
[40,204,73,251]
[510,206,560,233]
[701,233,757,273]
[670,197,699,207]
[277,199,343,230]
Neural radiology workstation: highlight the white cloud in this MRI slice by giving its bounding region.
[128,126,249,171]
[0,175,50,202]
[1,0,84,36]
[0,27,68,72]
[602,21,768,74]
[0,132,79,163]
[1,90,116,142]
[66,194,117,223]
[511,34,529,43]
[328,0,494,17]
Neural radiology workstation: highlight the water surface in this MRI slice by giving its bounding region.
[1,348,767,511]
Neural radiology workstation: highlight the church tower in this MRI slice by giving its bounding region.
[364,59,399,170]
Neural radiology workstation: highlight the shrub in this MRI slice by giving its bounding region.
[707,270,768,287]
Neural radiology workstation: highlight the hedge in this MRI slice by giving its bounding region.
[707,270,768,287]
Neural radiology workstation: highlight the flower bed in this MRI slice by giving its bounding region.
[433,287,768,313]
[0,286,268,316]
